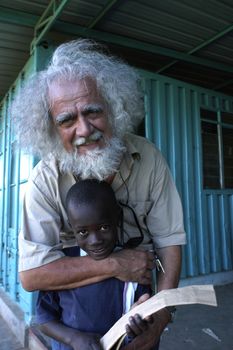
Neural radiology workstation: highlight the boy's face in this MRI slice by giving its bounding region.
[69,202,118,260]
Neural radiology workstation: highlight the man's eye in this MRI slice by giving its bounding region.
[77,230,88,237]
[55,114,76,127]
[99,225,110,231]
[60,120,72,126]
[58,119,75,128]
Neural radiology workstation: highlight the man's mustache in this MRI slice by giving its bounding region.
[72,131,103,147]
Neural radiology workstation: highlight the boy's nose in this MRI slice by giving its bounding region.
[88,232,103,246]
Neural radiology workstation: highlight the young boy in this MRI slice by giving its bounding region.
[36,179,156,350]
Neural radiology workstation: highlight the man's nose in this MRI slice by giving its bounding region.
[75,116,94,137]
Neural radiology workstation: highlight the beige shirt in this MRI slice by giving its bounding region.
[18,133,186,271]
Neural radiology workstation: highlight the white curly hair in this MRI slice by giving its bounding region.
[11,39,144,158]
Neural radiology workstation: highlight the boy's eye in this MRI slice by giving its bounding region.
[77,229,88,237]
[99,224,110,231]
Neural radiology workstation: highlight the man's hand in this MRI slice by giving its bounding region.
[111,249,155,285]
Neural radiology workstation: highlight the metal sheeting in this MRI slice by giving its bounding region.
[61,0,233,61]
[62,0,233,42]
[1,0,233,100]
[142,71,233,278]
[0,54,37,320]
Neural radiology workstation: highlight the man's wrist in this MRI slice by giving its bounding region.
[153,308,171,334]
[164,306,176,323]
[106,254,119,278]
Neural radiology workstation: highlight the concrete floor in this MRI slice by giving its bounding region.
[160,283,233,350]
[0,313,28,350]
[0,283,233,350]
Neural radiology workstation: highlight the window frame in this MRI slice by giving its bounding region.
[200,108,233,190]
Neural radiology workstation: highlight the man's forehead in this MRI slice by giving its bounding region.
[48,77,99,103]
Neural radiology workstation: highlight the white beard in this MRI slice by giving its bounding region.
[57,136,126,181]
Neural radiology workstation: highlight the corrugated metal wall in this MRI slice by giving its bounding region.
[0,45,54,321]
[142,71,233,279]
[0,57,36,320]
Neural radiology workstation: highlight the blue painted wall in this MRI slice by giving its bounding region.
[0,45,54,322]
[0,56,37,321]
[142,71,233,279]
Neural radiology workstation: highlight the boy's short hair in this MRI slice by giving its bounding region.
[66,179,118,213]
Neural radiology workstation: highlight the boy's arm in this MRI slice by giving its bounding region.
[36,291,102,349]
[39,320,102,350]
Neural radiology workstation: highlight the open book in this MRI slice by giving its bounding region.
[100,284,217,350]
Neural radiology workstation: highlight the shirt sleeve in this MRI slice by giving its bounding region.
[147,151,186,248]
[18,177,65,272]
[36,291,61,325]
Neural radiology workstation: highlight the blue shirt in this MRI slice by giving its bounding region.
[36,247,151,350]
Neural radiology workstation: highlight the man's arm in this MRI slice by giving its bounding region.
[122,247,181,350]
[20,249,155,291]
[155,245,182,292]
[155,245,182,330]
[144,245,182,344]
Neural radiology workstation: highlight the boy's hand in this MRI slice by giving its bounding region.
[121,294,165,350]
[130,292,150,309]
[125,313,152,337]
[130,293,153,323]
[122,314,157,350]
[69,331,102,350]
[122,308,170,350]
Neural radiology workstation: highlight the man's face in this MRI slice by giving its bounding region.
[49,78,113,155]
[69,202,118,260]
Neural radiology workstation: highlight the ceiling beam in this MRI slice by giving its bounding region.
[1,4,233,77]
[53,21,233,74]
[0,6,37,27]
[30,0,71,54]
[156,22,233,74]
[213,79,233,90]
[87,0,119,29]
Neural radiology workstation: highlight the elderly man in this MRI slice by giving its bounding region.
[12,39,186,349]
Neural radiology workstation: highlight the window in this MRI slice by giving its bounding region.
[201,109,233,189]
